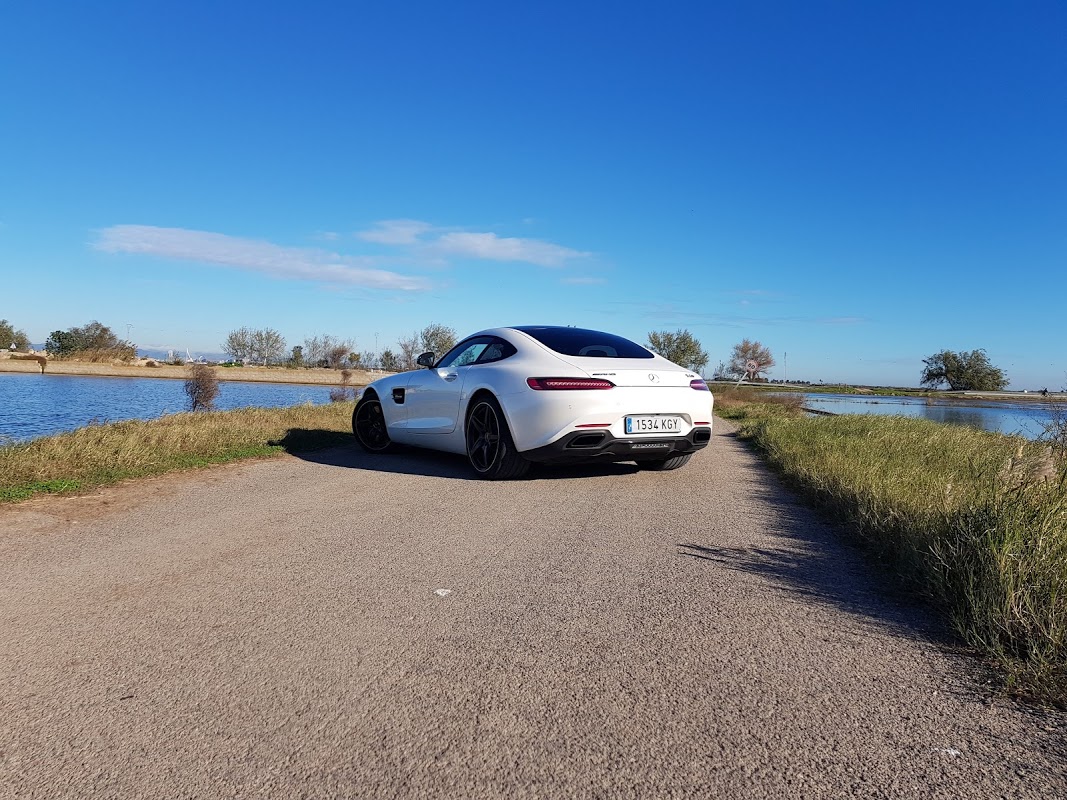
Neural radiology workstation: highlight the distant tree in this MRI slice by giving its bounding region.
[45,330,75,358]
[711,360,732,380]
[288,345,305,368]
[379,348,401,372]
[920,349,1008,391]
[222,327,254,363]
[351,350,377,370]
[251,328,286,365]
[301,334,325,365]
[184,363,220,411]
[302,334,353,368]
[323,340,351,369]
[729,339,775,381]
[419,323,457,360]
[0,319,30,351]
[397,332,421,370]
[46,321,135,360]
[646,329,709,373]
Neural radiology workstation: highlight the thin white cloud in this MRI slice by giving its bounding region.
[357,219,435,246]
[355,219,589,268]
[95,225,430,291]
[431,232,589,268]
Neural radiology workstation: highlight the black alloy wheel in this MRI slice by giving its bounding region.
[352,395,394,453]
[465,397,530,480]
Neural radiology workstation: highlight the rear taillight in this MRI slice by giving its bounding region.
[526,377,615,390]
[690,379,710,391]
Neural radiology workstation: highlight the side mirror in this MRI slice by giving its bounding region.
[416,352,435,368]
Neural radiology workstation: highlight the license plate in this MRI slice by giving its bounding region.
[625,415,683,434]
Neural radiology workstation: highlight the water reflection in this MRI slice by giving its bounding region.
[799,393,1052,439]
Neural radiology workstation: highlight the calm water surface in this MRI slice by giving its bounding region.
[1,374,1058,444]
[800,393,1054,439]
[0,373,336,443]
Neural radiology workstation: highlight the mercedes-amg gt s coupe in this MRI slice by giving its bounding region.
[352,325,713,479]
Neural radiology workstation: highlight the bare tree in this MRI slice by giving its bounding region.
[397,332,420,371]
[222,327,252,363]
[729,339,775,381]
[302,335,325,366]
[250,328,286,365]
[303,334,353,368]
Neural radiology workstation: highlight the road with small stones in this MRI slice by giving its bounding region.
[1,420,1064,798]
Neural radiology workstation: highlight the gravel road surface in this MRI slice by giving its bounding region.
[1,422,1064,798]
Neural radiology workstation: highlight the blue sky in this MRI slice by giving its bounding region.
[1,1,1064,388]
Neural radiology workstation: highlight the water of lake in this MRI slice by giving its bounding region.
[1,373,1059,445]
[800,393,1055,439]
[0,373,337,444]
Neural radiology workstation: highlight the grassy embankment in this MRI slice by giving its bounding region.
[715,387,1067,707]
[0,402,355,504]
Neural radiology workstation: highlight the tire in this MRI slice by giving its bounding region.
[465,396,530,480]
[352,393,395,453]
[636,452,692,471]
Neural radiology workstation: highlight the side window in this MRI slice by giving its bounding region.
[475,338,517,364]
[437,338,491,368]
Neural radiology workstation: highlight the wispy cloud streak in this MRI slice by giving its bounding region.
[356,219,590,268]
[95,225,430,290]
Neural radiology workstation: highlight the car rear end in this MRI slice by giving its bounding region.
[500,327,714,464]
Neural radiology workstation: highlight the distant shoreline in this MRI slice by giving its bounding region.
[0,358,383,387]
[1,359,1061,400]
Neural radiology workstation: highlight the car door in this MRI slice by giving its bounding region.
[403,337,493,435]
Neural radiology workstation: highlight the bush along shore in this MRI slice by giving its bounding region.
[715,387,1067,707]
[0,402,356,504]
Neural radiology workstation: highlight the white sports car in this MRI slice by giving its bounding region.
[352,326,714,479]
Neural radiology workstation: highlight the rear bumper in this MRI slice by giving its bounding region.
[520,426,712,465]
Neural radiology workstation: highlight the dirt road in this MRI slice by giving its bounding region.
[1,423,1063,798]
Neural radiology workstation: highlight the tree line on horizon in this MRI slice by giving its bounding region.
[1,316,1013,391]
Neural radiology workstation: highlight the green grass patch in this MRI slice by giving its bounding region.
[0,403,355,504]
[719,401,1067,707]
[0,478,83,502]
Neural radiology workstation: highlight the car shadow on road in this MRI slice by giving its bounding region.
[677,437,957,649]
[270,428,643,481]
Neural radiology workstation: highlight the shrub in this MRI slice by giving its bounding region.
[184,364,220,411]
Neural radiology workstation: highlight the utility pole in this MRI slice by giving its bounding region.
[785,351,788,383]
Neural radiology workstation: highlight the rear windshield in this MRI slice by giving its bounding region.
[514,326,653,359]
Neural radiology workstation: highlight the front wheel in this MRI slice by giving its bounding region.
[465,397,530,480]
[636,452,692,471]
[352,394,394,453]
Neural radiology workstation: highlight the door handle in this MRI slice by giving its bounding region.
[443,373,459,382]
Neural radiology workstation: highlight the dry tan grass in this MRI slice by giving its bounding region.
[728,408,1067,707]
[1,403,355,502]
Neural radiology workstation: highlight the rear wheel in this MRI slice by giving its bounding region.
[636,453,692,471]
[352,393,394,453]
[465,396,530,480]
